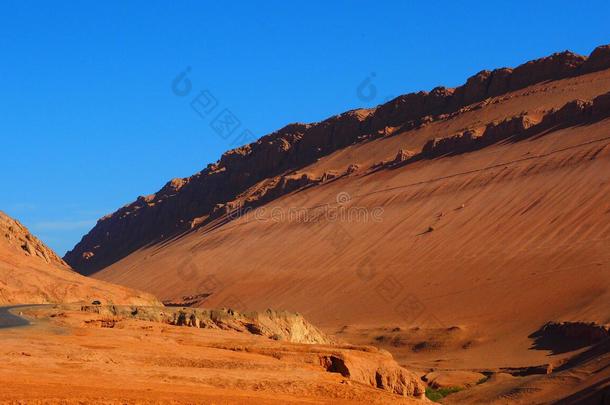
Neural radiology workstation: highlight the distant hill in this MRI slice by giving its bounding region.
[0,211,159,305]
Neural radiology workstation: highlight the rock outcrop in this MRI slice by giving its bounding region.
[67,304,424,398]
[392,149,415,164]
[65,44,610,275]
[80,305,331,344]
[0,211,160,305]
[320,350,425,397]
[530,321,610,352]
[581,45,610,73]
[421,90,610,159]
[1,211,67,268]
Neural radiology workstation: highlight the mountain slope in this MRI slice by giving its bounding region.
[65,44,610,275]
[64,45,610,374]
[0,211,159,305]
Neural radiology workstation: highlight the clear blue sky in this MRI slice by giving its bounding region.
[2,1,609,255]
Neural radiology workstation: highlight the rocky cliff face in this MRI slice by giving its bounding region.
[319,350,425,397]
[1,211,67,268]
[65,44,610,275]
[420,91,610,159]
[0,211,161,305]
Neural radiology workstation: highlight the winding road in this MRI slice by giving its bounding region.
[0,306,33,329]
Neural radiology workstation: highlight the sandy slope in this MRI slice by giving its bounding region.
[84,67,610,402]
[64,45,610,276]
[0,211,159,305]
[94,69,610,327]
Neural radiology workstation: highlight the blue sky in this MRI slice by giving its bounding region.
[2,1,609,255]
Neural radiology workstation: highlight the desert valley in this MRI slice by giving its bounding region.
[2,41,610,404]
